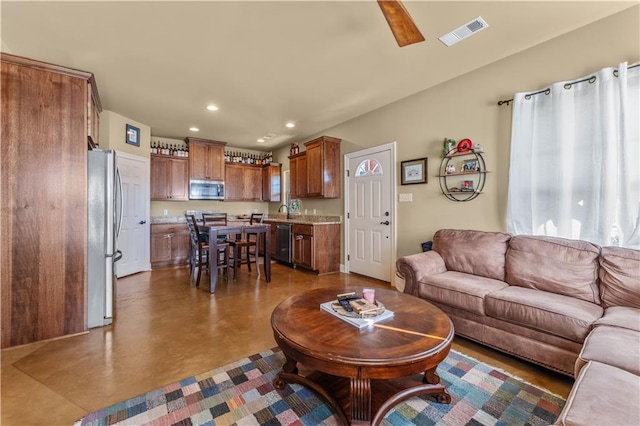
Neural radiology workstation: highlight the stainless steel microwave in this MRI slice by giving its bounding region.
[189,180,225,200]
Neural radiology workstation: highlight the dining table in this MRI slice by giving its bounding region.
[200,224,271,293]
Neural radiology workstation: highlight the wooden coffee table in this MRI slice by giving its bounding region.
[271,287,454,425]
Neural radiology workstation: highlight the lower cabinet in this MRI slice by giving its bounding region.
[292,223,340,274]
[151,223,190,268]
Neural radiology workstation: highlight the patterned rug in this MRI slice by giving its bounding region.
[76,348,565,426]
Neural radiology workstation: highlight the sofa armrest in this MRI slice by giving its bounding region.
[396,251,447,296]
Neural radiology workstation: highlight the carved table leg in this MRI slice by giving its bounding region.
[351,377,372,423]
[423,367,451,403]
[274,355,298,389]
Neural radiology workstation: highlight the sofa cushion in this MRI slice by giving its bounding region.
[432,229,511,281]
[594,306,640,332]
[417,271,508,316]
[485,286,603,343]
[577,325,640,376]
[555,361,640,426]
[599,246,640,309]
[505,235,601,304]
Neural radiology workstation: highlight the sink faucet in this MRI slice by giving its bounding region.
[278,204,291,219]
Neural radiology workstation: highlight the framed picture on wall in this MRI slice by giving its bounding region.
[401,157,428,185]
[126,124,140,147]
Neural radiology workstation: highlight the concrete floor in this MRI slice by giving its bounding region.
[1,263,573,425]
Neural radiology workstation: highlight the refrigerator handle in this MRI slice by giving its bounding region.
[115,165,124,239]
[113,249,123,263]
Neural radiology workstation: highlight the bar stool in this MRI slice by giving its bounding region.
[228,213,264,276]
[186,214,230,286]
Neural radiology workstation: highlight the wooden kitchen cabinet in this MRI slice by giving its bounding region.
[289,136,341,199]
[87,77,101,146]
[262,163,281,202]
[187,138,226,181]
[150,155,189,201]
[289,152,307,199]
[225,163,263,201]
[305,136,341,198]
[151,223,190,268]
[262,220,278,258]
[1,53,100,348]
[292,223,340,274]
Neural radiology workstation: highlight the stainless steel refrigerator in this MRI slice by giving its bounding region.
[87,149,123,328]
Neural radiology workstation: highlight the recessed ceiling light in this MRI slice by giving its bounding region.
[285,122,295,128]
[189,127,199,132]
[206,105,219,111]
[257,138,265,143]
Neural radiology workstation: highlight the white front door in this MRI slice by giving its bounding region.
[116,152,150,277]
[346,144,395,282]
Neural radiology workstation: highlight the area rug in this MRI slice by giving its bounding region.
[76,348,565,426]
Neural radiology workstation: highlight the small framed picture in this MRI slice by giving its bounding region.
[126,124,140,147]
[401,157,428,185]
[461,159,478,172]
[461,180,475,191]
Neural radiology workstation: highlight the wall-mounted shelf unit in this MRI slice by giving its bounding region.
[438,149,488,202]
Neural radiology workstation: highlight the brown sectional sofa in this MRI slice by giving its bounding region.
[396,229,639,426]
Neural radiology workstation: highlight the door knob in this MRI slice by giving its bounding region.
[380,221,390,225]
[139,220,147,225]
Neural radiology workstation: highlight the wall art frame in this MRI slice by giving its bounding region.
[400,157,428,185]
[126,124,140,147]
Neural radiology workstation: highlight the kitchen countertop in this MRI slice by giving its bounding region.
[263,214,341,225]
[151,214,341,225]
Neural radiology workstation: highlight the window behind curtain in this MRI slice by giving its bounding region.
[506,62,640,249]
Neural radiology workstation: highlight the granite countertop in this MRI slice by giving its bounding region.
[263,214,342,225]
[151,213,341,225]
[150,215,250,225]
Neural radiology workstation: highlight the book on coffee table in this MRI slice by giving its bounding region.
[320,301,394,329]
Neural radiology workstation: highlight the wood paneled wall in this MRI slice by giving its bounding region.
[1,54,93,348]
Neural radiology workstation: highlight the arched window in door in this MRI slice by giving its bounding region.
[355,159,383,177]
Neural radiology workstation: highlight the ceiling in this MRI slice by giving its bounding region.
[2,1,636,149]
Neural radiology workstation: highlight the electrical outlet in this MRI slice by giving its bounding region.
[163,209,168,216]
[399,193,413,202]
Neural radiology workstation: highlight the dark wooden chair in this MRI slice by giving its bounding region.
[202,213,227,226]
[228,213,264,276]
[186,214,230,286]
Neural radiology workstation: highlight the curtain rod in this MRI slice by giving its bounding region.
[497,63,639,106]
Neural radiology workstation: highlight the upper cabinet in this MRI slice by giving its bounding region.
[87,75,102,147]
[225,163,263,201]
[262,163,282,202]
[186,137,226,181]
[150,155,189,201]
[289,152,307,199]
[289,136,341,199]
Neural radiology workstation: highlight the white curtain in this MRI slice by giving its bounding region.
[507,62,640,248]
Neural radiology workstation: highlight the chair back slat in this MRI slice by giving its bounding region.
[250,213,264,224]
[203,213,227,226]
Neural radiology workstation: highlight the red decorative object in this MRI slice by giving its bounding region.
[457,139,472,152]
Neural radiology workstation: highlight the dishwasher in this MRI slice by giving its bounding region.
[274,223,293,264]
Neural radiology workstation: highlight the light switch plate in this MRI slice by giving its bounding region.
[399,193,413,202]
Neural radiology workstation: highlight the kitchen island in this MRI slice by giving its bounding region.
[263,214,341,275]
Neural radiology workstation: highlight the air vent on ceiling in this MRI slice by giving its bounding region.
[439,16,489,47]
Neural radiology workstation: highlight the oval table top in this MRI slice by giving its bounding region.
[271,286,453,374]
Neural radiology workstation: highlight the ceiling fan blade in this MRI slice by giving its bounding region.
[377,0,425,47]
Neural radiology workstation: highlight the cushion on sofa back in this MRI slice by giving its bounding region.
[432,229,511,281]
[505,235,601,304]
[599,246,640,309]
